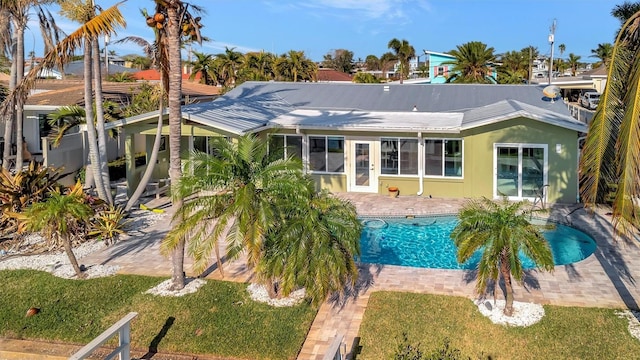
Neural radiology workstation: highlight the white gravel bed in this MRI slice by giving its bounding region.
[145,278,207,297]
[0,206,167,280]
[475,299,545,327]
[616,310,640,341]
[247,283,306,307]
[0,237,120,279]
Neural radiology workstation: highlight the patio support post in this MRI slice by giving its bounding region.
[125,133,135,197]
[417,131,424,195]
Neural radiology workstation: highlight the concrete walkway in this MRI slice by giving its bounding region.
[80,194,640,360]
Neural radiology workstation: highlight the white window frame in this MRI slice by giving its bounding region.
[268,134,303,159]
[306,134,345,174]
[379,137,419,177]
[423,138,464,178]
[493,143,548,200]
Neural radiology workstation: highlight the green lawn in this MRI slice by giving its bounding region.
[357,291,640,360]
[0,270,317,360]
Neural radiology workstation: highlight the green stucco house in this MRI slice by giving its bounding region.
[108,82,587,204]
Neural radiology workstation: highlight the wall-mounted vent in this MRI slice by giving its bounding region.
[383,85,390,92]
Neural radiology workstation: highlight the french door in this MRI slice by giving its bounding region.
[494,144,547,200]
[351,141,377,192]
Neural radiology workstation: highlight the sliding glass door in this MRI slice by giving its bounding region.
[494,144,547,200]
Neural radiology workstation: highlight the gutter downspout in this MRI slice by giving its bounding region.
[577,135,586,203]
[417,131,424,196]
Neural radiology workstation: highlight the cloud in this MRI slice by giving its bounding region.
[301,0,432,22]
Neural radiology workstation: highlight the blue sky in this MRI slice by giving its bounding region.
[28,0,621,63]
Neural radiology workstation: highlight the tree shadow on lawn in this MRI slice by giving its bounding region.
[462,268,542,301]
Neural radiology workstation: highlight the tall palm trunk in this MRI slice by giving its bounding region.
[14,21,25,168]
[2,52,16,170]
[91,37,113,204]
[500,254,514,316]
[167,4,185,291]
[83,36,109,201]
[125,97,164,211]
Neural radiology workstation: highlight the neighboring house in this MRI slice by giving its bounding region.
[316,68,352,82]
[23,66,63,80]
[424,50,498,84]
[0,79,219,182]
[57,60,134,78]
[108,82,587,204]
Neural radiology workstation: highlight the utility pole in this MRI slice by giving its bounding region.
[548,19,556,85]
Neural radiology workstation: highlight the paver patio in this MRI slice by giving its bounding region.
[81,193,640,360]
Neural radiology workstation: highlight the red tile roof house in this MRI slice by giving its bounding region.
[316,68,353,83]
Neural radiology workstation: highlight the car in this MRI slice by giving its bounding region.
[579,92,600,110]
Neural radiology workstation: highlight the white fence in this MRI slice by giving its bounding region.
[69,312,138,360]
[323,334,345,360]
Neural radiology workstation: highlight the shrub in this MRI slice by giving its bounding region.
[0,162,62,238]
[89,205,131,245]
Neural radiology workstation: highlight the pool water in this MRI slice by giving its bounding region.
[359,216,596,269]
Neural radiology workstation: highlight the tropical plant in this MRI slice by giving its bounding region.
[107,71,135,82]
[450,198,554,316]
[322,48,354,74]
[274,50,317,82]
[364,54,381,71]
[46,102,121,147]
[0,162,62,238]
[257,188,362,304]
[612,1,640,35]
[162,135,309,280]
[558,43,566,58]
[497,50,528,84]
[379,51,398,79]
[188,51,215,85]
[214,47,244,87]
[122,82,163,118]
[353,72,380,83]
[387,38,415,84]
[590,43,613,68]
[580,9,640,237]
[89,204,130,245]
[566,53,581,76]
[240,50,276,82]
[444,41,497,84]
[21,183,93,278]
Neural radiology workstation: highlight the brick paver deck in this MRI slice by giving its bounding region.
[80,194,640,360]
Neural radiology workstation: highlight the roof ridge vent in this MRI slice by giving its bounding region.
[383,85,390,92]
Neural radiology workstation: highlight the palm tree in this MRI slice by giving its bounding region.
[379,51,397,79]
[558,43,566,58]
[364,54,381,71]
[0,2,125,192]
[22,184,93,278]
[152,0,204,291]
[444,41,496,83]
[387,38,415,84]
[0,0,55,169]
[497,50,528,84]
[566,53,581,76]
[214,47,244,87]
[580,9,640,237]
[46,102,120,147]
[590,43,613,68]
[258,189,362,305]
[451,198,554,316]
[275,50,317,82]
[240,51,275,82]
[162,135,310,279]
[189,51,215,84]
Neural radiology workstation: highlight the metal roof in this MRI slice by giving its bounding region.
[271,109,463,133]
[113,81,587,135]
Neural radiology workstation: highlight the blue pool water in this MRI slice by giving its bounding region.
[359,216,596,269]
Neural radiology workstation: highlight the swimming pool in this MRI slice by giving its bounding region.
[359,216,596,269]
